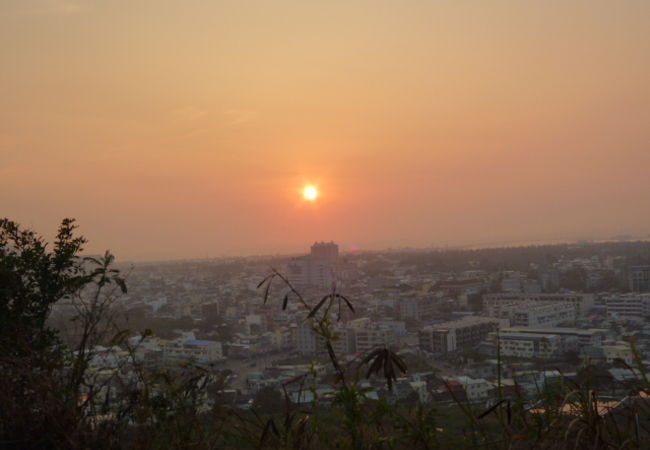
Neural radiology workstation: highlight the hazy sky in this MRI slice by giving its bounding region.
[2,1,650,260]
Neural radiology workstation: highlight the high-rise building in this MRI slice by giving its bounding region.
[287,241,340,289]
[310,241,339,262]
[287,256,334,289]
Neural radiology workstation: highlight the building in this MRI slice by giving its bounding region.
[418,316,509,354]
[442,376,492,401]
[287,241,341,288]
[332,318,395,355]
[628,266,650,292]
[310,241,339,262]
[161,339,224,363]
[496,331,573,359]
[483,293,595,317]
[491,301,576,327]
[498,327,606,348]
[581,344,634,366]
[500,271,541,294]
[436,279,487,295]
[293,323,319,355]
[287,256,334,289]
[597,293,650,320]
[398,296,436,321]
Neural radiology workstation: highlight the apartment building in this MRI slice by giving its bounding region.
[418,316,509,354]
[597,293,650,320]
[496,331,571,359]
[442,376,492,400]
[491,301,576,327]
[499,327,605,348]
[483,293,595,317]
[331,318,395,355]
[161,339,224,363]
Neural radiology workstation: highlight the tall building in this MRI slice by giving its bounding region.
[287,256,334,289]
[287,241,340,289]
[310,241,339,262]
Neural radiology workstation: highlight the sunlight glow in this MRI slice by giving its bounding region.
[303,185,318,201]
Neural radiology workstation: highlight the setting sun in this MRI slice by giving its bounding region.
[303,185,319,201]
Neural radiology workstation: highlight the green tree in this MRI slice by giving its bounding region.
[0,218,87,357]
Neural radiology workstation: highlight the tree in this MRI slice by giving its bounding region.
[0,218,87,357]
[253,386,283,414]
[0,218,126,448]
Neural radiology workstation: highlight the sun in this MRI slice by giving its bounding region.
[303,185,318,201]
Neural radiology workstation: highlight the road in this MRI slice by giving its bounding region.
[221,351,298,390]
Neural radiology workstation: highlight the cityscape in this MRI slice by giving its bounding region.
[46,239,650,412]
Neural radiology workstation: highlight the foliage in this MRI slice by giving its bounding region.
[0,218,127,448]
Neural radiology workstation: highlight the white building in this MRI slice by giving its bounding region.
[581,344,634,366]
[499,327,605,348]
[443,376,492,400]
[597,293,650,320]
[496,331,572,359]
[161,339,224,364]
[491,301,576,327]
[483,293,594,317]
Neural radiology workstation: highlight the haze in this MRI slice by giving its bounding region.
[2,1,649,260]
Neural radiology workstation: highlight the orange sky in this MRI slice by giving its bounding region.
[1,1,650,260]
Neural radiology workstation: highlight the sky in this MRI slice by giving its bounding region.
[1,0,650,261]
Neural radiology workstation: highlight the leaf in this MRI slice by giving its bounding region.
[361,348,406,391]
[256,274,272,289]
[389,352,407,374]
[263,277,274,304]
[366,354,384,379]
[260,418,280,444]
[338,294,355,313]
[116,277,127,294]
[326,341,342,374]
[307,294,330,318]
[360,348,383,365]
[477,400,505,419]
